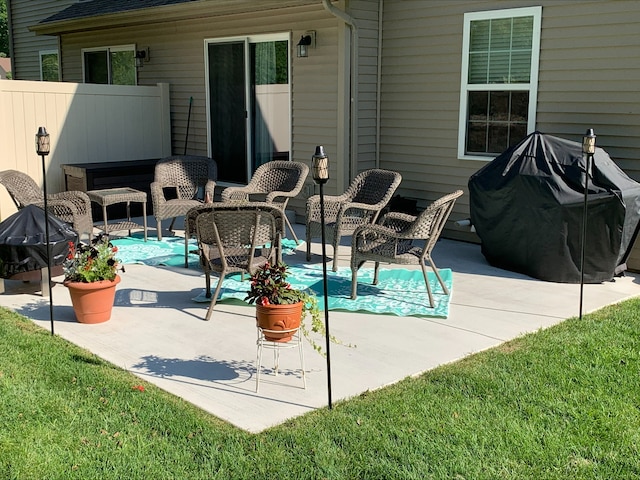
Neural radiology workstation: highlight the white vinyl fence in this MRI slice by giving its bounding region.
[0,81,171,220]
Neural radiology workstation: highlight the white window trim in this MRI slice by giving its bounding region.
[457,6,542,161]
[39,49,59,81]
[81,44,136,85]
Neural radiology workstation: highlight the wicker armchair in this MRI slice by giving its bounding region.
[151,156,217,240]
[306,169,402,271]
[194,203,283,321]
[350,190,463,308]
[220,161,309,243]
[0,169,93,239]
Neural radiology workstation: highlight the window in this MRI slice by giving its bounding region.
[40,50,59,82]
[82,45,136,85]
[458,6,542,159]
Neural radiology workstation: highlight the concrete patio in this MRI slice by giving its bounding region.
[1,222,638,433]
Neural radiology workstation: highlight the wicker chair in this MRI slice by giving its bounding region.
[0,169,93,239]
[194,203,283,321]
[306,169,402,271]
[350,190,463,308]
[150,156,217,240]
[220,161,309,243]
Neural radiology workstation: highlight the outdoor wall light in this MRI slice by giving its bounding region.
[311,145,329,183]
[297,31,315,58]
[135,48,150,68]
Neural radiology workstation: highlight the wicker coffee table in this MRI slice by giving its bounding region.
[87,187,148,241]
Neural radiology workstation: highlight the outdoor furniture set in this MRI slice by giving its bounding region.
[0,157,462,391]
[0,158,462,313]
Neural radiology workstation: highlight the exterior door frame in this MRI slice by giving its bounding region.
[204,32,291,185]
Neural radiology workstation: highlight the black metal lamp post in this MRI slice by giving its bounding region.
[36,126,55,335]
[311,145,332,409]
[579,128,596,320]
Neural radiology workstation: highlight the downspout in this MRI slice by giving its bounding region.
[376,0,383,168]
[322,0,358,182]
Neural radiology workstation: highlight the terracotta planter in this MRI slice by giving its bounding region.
[64,275,121,324]
[256,301,303,342]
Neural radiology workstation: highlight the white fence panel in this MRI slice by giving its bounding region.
[0,80,171,220]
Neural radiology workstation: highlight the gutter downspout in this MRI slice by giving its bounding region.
[322,0,358,182]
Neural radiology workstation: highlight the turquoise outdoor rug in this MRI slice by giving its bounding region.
[193,265,452,318]
[110,235,452,318]
[111,235,300,268]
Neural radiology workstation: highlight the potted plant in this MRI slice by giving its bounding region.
[245,262,328,350]
[63,234,125,324]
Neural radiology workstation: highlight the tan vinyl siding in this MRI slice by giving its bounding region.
[59,3,342,206]
[7,0,73,80]
[349,0,382,173]
[380,0,640,246]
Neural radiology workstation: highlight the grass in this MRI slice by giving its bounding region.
[2,299,640,479]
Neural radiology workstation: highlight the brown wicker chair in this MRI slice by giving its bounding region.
[220,161,309,243]
[350,190,463,308]
[306,169,402,271]
[0,169,93,239]
[194,203,283,321]
[150,156,217,240]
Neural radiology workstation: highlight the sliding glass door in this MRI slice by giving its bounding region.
[206,34,290,184]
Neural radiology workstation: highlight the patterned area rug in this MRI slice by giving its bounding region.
[193,265,453,318]
[111,235,300,268]
[110,235,452,317]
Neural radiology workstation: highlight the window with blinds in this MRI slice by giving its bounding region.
[458,7,542,159]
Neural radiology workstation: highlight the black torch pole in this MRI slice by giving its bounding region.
[311,145,332,410]
[40,148,55,335]
[579,129,596,320]
[319,181,332,409]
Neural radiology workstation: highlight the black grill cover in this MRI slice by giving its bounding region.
[469,131,640,283]
[0,205,78,278]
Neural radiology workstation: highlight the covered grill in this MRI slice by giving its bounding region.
[469,131,640,283]
[0,205,78,279]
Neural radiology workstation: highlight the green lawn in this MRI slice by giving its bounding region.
[2,299,640,479]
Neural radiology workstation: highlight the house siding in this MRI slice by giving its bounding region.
[58,3,345,212]
[6,0,74,80]
[380,0,640,254]
[349,0,382,173]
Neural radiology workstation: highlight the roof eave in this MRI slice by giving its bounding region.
[29,0,323,36]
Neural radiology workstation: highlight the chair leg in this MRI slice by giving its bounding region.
[156,219,162,240]
[204,275,224,321]
[351,265,358,299]
[283,215,300,244]
[426,255,450,295]
[420,263,435,309]
[168,216,177,233]
[306,230,312,261]
[184,237,189,268]
[331,236,340,272]
[373,262,380,285]
[205,272,211,298]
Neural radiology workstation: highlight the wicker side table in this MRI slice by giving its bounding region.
[87,187,148,241]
